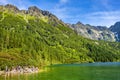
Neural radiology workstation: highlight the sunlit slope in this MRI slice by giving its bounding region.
[0,4,120,70]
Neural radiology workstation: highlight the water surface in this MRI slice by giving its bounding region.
[0,62,120,80]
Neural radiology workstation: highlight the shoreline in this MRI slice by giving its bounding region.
[0,66,40,76]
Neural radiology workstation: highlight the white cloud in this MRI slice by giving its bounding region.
[50,7,73,23]
[87,11,120,19]
[0,0,9,4]
[83,0,119,27]
[0,0,32,10]
[82,11,120,27]
[92,0,112,10]
[60,0,68,3]
[16,0,29,9]
[50,0,70,21]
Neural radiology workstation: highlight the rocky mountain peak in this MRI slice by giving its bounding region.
[114,21,120,26]
[0,4,64,27]
[27,6,43,17]
[42,10,52,17]
[109,22,120,41]
[109,22,120,32]
[76,21,83,25]
[28,6,42,12]
[69,22,116,42]
[5,4,19,12]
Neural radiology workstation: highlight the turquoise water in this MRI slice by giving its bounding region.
[0,62,120,80]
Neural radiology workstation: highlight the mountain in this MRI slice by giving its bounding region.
[109,22,120,41]
[68,22,116,42]
[0,4,120,70]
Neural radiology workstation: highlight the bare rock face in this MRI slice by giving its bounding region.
[5,4,19,12]
[42,10,51,16]
[109,22,120,41]
[69,22,116,42]
[27,6,43,17]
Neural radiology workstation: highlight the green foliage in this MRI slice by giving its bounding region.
[0,11,120,69]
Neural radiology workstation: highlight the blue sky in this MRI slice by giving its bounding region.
[0,0,120,27]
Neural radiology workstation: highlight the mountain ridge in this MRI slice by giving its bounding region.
[0,4,66,26]
[1,4,120,42]
[68,22,116,42]
[0,4,120,70]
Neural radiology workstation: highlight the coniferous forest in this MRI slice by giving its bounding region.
[0,4,120,70]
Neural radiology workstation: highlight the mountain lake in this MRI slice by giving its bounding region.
[0,62,120,80]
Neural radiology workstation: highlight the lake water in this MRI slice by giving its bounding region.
[0,62,120,80]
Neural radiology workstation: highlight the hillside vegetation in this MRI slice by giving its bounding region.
[0,4,120,70]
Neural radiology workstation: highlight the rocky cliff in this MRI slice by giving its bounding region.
[109,22,120,41]
[68,22,116,42]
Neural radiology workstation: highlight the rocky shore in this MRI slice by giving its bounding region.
[0,66,39,75]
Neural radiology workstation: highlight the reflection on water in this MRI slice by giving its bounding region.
[0,73,28,80]
[0,62,120,80]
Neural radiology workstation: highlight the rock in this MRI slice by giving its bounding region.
[0,66,39,75]
[68,22,116,42]
[42,10,51,16]
[0,71,4,75]
[28,6,42,13]
[5,4,19,12]
[27,6,42,16]
[109,22,120,41]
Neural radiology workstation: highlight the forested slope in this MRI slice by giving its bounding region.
[0,4,120,70]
